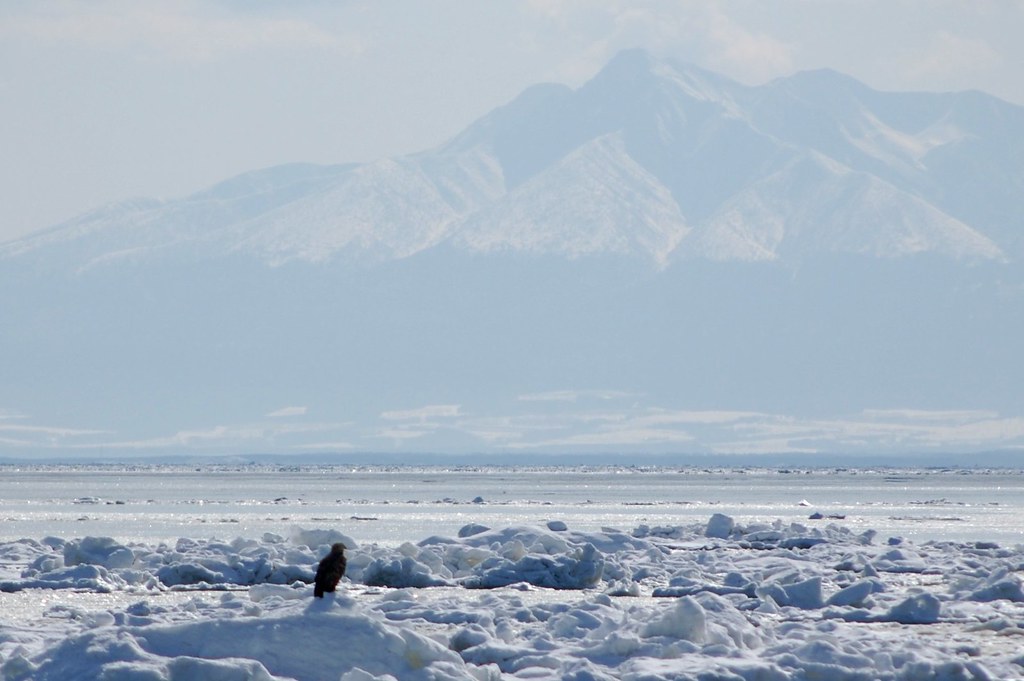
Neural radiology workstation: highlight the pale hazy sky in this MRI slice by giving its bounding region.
[2,0,1022,244]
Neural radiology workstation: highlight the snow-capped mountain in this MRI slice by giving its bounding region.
[4,50,1021,271]
[3,50,1023,457]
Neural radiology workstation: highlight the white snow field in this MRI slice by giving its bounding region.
[0,466,1023,680]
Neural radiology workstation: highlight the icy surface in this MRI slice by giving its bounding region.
[2,513,1024,680]
[2,464,1023,546]
[2,465,1024,679]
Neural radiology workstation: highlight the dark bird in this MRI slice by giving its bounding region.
[314,542,347,598]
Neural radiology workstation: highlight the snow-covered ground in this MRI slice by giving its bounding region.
[2,511,1024,679]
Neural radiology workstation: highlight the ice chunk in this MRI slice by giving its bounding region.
[157,563,225,587]
[826,578,883,608]
[6,563,124,592]
[641,596,707,643]
[705,513,735,539]
[969,576,1024,603]
[462,543,604,590]
[458,523,490,538]
[361,556,453,588]
[757,576,824,609]
[885,592,941,624]
[63,537,135,569]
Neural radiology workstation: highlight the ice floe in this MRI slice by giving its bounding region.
[1,515,1022,680]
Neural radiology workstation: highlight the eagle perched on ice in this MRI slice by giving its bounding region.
[313,542,347,598]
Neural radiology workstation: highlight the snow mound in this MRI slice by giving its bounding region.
[6,598,481,681]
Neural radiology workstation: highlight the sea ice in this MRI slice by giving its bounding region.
[1,514,1022,680]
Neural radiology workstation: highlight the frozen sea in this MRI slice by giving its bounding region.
[1,464,1023,680]
[1,464,1022,546]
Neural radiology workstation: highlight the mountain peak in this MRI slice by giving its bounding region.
[584,49,738,106]
[595,48,655,76]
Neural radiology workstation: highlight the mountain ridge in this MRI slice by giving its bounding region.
[4,49,1022,271]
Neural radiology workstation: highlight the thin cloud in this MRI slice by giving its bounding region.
[6,393,1022,455]
[482,404,1024,453]
[81,425,244,449]
[1,1,360,63]
[628,409,765,427]
[510,427,694,449]
[0,423,108,437]
[292,441,354,451]
[74,420,346,450]
[700,4,793,82]
[523,1,794,86]
[459,428,524,443]
[267,406,308,418]
[517,389,637,403]
[0,417,111,450]
[374,427,431,441]
[906,31,1001,83]
[729,411,1024,451]
[862,409,999,423]
[710,438,818,455]
[380,404,461,422]
[915,417,1024,446]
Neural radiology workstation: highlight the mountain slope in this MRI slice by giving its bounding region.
[744,70,1024,257]
[682,152,1003,262]
[226,150,504,265]
[453,134,689,265]
[4,49,1022,270]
